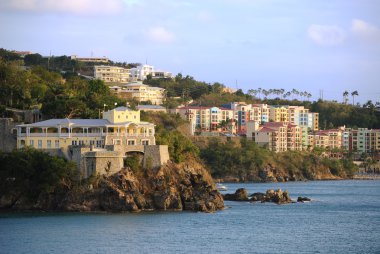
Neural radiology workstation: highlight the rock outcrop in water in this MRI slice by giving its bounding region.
[223,188,249,201]
[1,160,224,213]
[224,188,294,204]
[297,196,311,202]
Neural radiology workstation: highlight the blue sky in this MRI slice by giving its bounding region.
[1,0,379,103]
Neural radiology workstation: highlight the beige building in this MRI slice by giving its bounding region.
[247,121,303,152]
[173,106,234,134]
[114,82,165,105]
[16,107,156,150]
[70,55,109,63]
[308,128,343,150]
[94,65,131,83]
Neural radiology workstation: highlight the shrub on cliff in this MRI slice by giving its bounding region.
[0,148,78,205]
[141,112,199,163]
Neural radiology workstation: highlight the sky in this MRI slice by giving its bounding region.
[0,0,380,103]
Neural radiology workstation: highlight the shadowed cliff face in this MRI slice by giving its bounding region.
[5,160,224,213]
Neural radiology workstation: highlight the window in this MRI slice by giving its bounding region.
[142,140,149,145]
[30,140,34,147]
[127,140,135,145]
[47,140,51,148]
[38,140,42,149]
[55,140,59,148]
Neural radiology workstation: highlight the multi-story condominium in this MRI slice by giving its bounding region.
[70,55,109,63]
[247,121,303,152]
[308,112,319,131]
[342,128,350,151]
[250,104,269,124]
[173,106,234,134]
[130,65,172,81]
[268,105,319,131]
[223,102,252,134]
[308,133,330,149]
[130,65,154,81]
[16,107,156,150]
[114,82,165,105]
[314,129,343,150]
[349,128,380,153]
[269,106,289,122]
[94,65,131,83]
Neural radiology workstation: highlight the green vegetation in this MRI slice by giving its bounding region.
[141,112,199,163]
[0,58,125,119]
[201,138,358,181]
[0,148,78,205]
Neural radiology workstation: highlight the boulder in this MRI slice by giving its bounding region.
[223,188,249,201]
[250,192,266,202]
[264,189,292,204]
[250,189,293,204]
[297,196,311,202]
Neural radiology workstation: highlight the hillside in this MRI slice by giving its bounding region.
[0,149,224,212]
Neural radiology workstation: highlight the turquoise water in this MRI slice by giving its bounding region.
[1,180,379,254]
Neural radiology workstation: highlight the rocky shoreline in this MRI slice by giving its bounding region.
[223,188,311,204]
[0,160,224,213]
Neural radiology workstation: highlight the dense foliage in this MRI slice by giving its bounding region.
[201,138,358,181]
[141,112,199,163]
[0,148,78,205]
[0,58,125,119]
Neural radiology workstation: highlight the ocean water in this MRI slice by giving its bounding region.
[0,180,379,254]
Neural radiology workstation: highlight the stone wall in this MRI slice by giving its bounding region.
[64,144,170,179]
[0,118,18,152]
[83,151,123,178]
[143,145,170,169]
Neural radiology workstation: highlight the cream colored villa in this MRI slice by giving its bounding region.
[115,82,165,105]
[94,65,131,83]
[16,107,156,150]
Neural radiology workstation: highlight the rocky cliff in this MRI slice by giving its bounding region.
[2,160,224,213]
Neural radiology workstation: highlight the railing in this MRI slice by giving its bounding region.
[18,133,153,138]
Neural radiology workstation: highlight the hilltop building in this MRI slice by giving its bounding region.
[16,107,169,178]
[172,106,235,135]
[130,64,172,81]
[94,65,131,83]
[70,55,109,63]
[111,82,165,105]
[247,121,304,152]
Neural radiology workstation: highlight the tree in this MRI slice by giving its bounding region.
[247,89,257,99]
[351,90,359,105]
[343,91,349,104]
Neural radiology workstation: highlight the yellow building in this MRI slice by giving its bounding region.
[94,65,131,83]
[116,82,165,105]
[16,107,155,150]
[269,106,289,122]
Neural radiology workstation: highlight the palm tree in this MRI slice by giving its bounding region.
[351,90,359,105]
[247,89,257,99]
[343,91,349,104]
[257,88,262,99]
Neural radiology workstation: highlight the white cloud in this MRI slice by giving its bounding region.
[351,19,380,43]
[145,27,175,43]
[308,24,345,46]
[0,0,124,15]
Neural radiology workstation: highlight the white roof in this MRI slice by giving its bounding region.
[17,118,153,128]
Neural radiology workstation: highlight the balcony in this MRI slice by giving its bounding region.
[18,133,153,138]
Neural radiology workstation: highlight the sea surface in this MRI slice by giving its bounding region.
[1,180,379,254]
